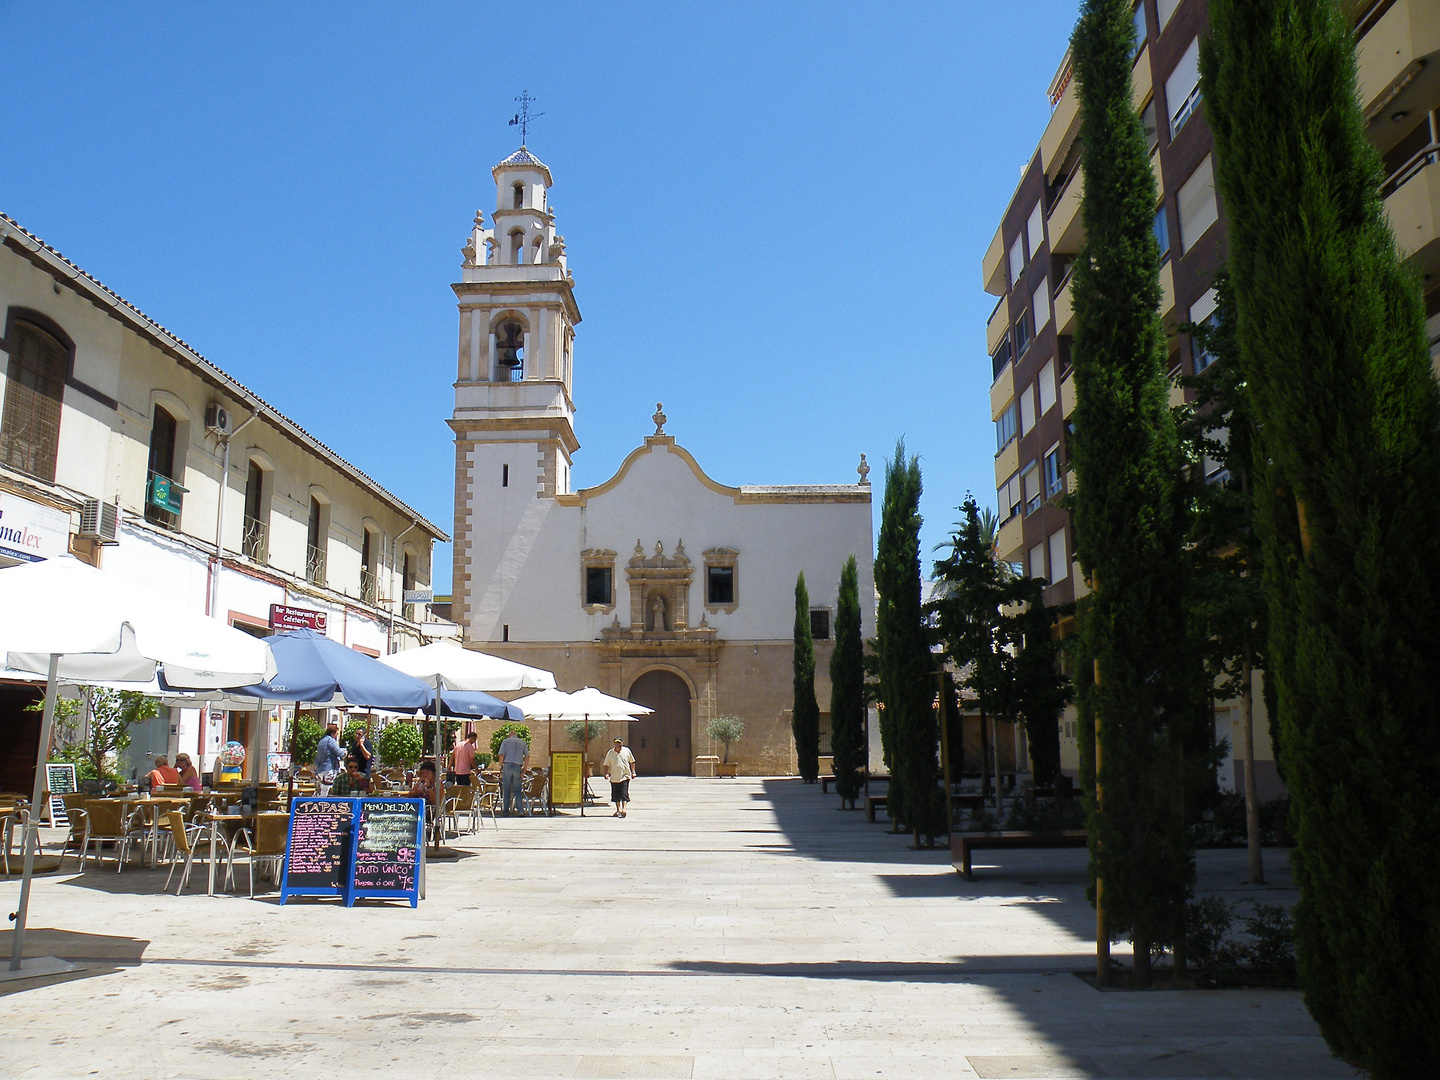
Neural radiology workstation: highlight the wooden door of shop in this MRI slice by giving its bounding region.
[627,670,692,776]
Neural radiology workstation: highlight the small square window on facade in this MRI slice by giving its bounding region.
[810,609,831,641]
[707,566,734,605]
[703,547,740,612]
[580,548,618,611]
[1154,205,1171,261]
[995,400,1018,452]
[1044,445,1064,498]
[1022,464,1043,515]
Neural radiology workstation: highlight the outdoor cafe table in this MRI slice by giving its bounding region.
[205,813,250,897]
[92,795,191,869]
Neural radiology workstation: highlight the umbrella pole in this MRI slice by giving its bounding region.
[582,718,587,818]
[6,653,77,979]
[287,702,301,804]
[431,675,442,850]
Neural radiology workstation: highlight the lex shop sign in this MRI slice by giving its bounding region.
[269,604,327,633]
[0,492,70,563]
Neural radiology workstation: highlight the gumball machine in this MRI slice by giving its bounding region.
[217,740,246,784]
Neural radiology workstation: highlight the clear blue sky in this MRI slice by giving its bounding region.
[1,1,1078,591]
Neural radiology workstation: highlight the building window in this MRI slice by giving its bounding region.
[1,317,68,482]
[510,229,526,265]
[1166,38,1202,137]
[991,334,1013,381]
[243,459,269,563]
[707,566,734,605]
[512,182,524,209]
[703,547,740,611]
[360,528,378,604]
[1141,98,1160,153]
[810,609,831,641]
[1013,309,1032,357]
[1047,528,1069,586]
[1156,0,1180,30]
[145,407,180,528]
[401,549,415,620]
[586,566,613,606]
[307,497,328,586]
[1190,288,1221,372]
[1154,205,1171,262]
[580,549,618,611]
[995,401,1018,452]
[1131,1,1148,58]
[1031,277,1051,332]
[999,471,1021,521]
[1178,155,1219,254]
[1044,445,1063,498]
[502,463,509,487]
[1022,463,1042,515]
[1038,359,1058,415]
[1008,234,1026,288]
[1026,203,1045,260]
[1029,541,1047,582]
[502,623,509,643]
[496,321,525,380]
[1019,382,1038,436]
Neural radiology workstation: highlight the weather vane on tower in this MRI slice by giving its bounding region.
[508,91,544,146]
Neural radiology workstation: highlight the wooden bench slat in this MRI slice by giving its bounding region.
[951,830,1088,880]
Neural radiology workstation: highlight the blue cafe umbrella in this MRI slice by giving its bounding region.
[429,687,523,722]
[226,630,432,709]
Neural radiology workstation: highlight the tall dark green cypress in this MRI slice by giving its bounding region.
[1203,4,1440,1071]
[792,572,820,784]
[874,441,943,845]
[1069,0,1194,985]
[829,555,866,807]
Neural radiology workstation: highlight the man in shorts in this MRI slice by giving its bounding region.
[603,738,637,818]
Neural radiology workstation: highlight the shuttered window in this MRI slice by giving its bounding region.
[1,320,67,481]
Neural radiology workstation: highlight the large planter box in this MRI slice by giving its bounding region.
[715,763,739,778]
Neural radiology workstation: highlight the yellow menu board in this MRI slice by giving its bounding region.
[550,751,583,807]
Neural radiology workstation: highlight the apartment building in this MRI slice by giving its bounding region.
[979,0,1439,793]
[0,214,449,785]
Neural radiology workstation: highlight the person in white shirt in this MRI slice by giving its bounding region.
[603,738,637,818]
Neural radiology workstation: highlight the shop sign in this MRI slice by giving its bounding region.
[0,492,70,563]
[269,603,327,633]
[403,589,433,604]
[147,474,186,514]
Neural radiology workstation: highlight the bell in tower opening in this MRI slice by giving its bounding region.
[497,321,525,379]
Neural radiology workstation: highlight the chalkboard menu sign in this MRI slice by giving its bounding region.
[280,798,354,902]
[349,798,423,907]
[45,763,77,826]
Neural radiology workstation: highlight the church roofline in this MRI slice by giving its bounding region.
[555,435,870,508]
[491,146,553,186]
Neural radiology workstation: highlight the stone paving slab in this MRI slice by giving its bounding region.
[0,777,1357,1079]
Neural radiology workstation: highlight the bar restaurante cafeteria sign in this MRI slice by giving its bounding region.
[269,604,327,633]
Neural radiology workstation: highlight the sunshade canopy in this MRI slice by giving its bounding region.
[226,629,431,710]
[379,639,556,692]
[510,686,653,722]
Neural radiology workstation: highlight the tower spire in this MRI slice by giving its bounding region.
[508,91,544,146]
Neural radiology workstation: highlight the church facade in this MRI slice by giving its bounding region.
[448,148,875,775]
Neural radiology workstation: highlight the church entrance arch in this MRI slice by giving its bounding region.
[627,669,692,776]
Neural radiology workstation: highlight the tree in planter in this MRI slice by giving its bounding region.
[565,719,608,746]
[1175,273,1269,885]
[289,715,326,770]
[1069,0,1197,985]
[705,715,745,765]
[791,572,820,784]
[874,440,944,846]
[1203,3,1440,1070]
[376,721,423,769]
[34,688,160,790]
[828,554,867,808]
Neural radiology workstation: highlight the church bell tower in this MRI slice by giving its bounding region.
[449,145,580,637]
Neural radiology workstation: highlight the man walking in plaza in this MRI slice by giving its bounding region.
[314,721,344,795]
[497,728,529,815]
[603,737,637,818]
[451,730,479,786]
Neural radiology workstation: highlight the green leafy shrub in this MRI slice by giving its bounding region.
[1185,896,1235,970]
[290,716,325,768]
[706,715,745,764]
[376,722,423,768]
[1240,903,1296,976]
[1005,797,1086,833]
[489,723,532,759]
[564,719,608,745]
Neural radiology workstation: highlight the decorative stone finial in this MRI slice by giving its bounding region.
[473,209,485,228]
[653,402,667,435]
[635,539,644,557]
[858,453,871,485]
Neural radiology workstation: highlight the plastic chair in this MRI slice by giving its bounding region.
[475,783,500,829]
[163,810,232,895]
[445,785,479,835]
[80,800,142,872]
[228,813,289,898]
[522,771,549,817]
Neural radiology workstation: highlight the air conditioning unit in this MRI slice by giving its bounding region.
[204,402,230,435]
[78,499,119,544]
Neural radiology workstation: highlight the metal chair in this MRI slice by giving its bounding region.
[522,770,550,817]
[474,782,500,829]
[227,813,290,898]
[79,800,143,872]
[164,810,233,895]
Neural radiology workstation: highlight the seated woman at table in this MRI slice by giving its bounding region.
[407,761,441,814]
[147,756,180,789]
[329,756,370,796]
[174,754,202,792]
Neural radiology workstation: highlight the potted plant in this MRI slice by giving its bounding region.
[706,715,744,778]
[376,721,423,769]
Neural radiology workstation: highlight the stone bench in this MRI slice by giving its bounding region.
[951,830,1088,881]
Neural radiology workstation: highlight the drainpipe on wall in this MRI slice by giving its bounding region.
[208,410,257,621]
[388,521,420,654]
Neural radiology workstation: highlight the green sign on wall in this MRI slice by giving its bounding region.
[147,474,186,514]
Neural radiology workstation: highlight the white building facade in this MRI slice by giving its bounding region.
[450,150,875,775]
[0,214,447,785]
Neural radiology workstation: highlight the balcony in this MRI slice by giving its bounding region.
[990,360,1015,417]
[306,544,327,587]
[360,566,378,605]
[1054,271,1076,336]
[983,222,1007,296]
[996,513,1024,566]
[1041,52,1081,180]
[987,296,1010,355]
[242,516,268,564]
[1048,170,1084,255]
[994,438,1020,489]
[1383,146,1440,270]
[1356,0,1440,120]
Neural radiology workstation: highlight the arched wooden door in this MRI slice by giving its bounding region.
[627,670,692,776]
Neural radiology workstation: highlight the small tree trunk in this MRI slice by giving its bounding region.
[992,718,1003,814]
[1171,731,1187,980]
[1241,645,1264,884]
[1133,926,1153,988]
[979,704,992,801]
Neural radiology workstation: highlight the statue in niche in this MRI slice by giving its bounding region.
[652,593,668,632]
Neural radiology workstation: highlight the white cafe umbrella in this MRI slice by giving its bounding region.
[0,556,275,982]
[379,640,555,692]
[510,688,651,816]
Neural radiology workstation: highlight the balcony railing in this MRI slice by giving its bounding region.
[360,566,378,605]
[1381,141,1439,200]
[306,544,327,587]
[242,516,268,563]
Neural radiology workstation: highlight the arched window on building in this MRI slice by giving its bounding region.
[306,496,329,585]
[510,229,526,265]
[512,182,524,209]
[144,406,180,528]
[1,316,69,482]
[243,459,270,563]
[496,320,525,381]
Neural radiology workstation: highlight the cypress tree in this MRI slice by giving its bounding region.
[1203,4,1440,1070]
[791,572,820,784]
[874,441,944,845]
[1002,576,1071,789]
[829,554,866,808]
[1069,0,1195,985]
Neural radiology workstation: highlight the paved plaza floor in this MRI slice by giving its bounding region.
[1,777,1357,1079]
